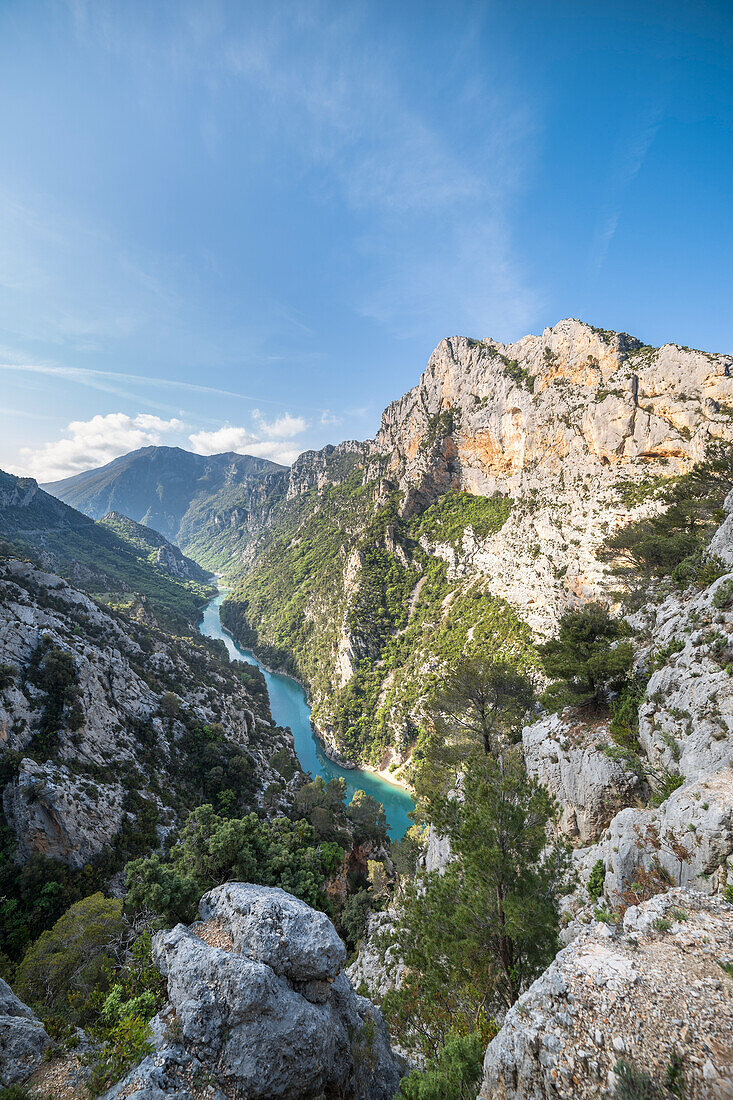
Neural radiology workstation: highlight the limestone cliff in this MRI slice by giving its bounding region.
[101,883,404,1100]
[223,319,733,765]
[479,889,733,1100]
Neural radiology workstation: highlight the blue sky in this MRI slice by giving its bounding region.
[1,0,731,480]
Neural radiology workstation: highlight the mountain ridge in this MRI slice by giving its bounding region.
[43,445,287,550]
[0,468,214,629]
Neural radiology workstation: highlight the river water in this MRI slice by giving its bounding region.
[199,591,415,839]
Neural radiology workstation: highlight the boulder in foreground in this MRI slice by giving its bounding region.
[103,883,404,1100]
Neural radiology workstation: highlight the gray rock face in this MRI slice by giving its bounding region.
[709,487,733,567]
[424,824,452,873]
[0,560,298,866]
[479,889,733,1100]
[103,884,403,1100]
[346,909,404,1002]
[0,977,51,1086]
[522,712,640,844]
[287,441,369,500]
[636,572,733,785]
[198,882,346,981]
[598,768,733,902]
[3,758,125,868]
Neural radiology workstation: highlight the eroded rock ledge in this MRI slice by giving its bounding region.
[479,889,733,1100]
[103,883,404,1100]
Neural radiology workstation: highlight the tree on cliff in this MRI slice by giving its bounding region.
[412,656,535,829]
[538,601,633,711]
[384,746,571,1059]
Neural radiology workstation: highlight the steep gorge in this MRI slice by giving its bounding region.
[221,319,733,767]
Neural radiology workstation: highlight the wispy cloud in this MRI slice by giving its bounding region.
[62,1,540,341]
[592,108,663,271]
[0,361,324,412]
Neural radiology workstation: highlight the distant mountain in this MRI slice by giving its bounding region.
[0,468,214,629]
[43,446,287,550]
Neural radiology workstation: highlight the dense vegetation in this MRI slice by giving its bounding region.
[125,803,344,924]
[222,474,533,764]
[414,489,513,549]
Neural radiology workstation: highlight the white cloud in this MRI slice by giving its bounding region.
[320,409,342,426]
[12,412,185,482]
[8,402,311,482]
[188,423,305,465]
[251,410,308,437]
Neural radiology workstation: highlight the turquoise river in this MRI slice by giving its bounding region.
[199,591,415,839]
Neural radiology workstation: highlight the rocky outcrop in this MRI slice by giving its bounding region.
[0,977,51,1086]
[424,824,452,874]
[479,889,733,1100]
[347,909,404,1002]
[3,758,125,868]
[635,573,733,785]
[0,559,299,867]
[375,323,732,499]
[587,768,733,904]
[103,883,404,1100]
[287,441,369,499]
[522,712,641,844]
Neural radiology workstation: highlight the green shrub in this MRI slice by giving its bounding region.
[587,859,605,901]
[385,746,571,1058]
[604,444,732,598]
[609,676,648,755]
[14,893,125,1017]
[415,490,513,549]
[650,771,683,806]
[398,1032,485,1099]
[88,1014,154,1095]
[340,889,372,952]
[0,663,17,691]
[26,638,83,758]
[713,577,733,609]
[612,1059,659,1099]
